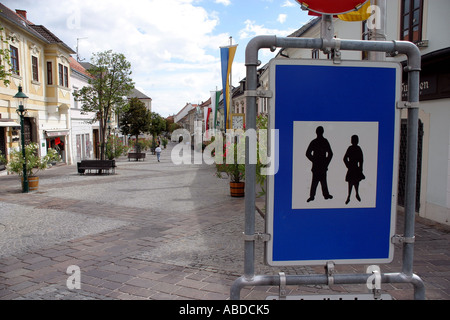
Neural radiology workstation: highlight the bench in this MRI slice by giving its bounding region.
[128,153,146,161]
[77,160,116,175]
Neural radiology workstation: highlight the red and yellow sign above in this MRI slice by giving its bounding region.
[295,0,369,15]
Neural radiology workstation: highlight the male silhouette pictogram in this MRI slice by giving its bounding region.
[306,126,333,202]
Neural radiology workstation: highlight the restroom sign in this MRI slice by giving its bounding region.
[266,59,402,266]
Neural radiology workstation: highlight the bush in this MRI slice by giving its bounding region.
[6,143,61,177]
[106,135,128,160]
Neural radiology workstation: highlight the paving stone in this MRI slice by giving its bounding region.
[0,143,448,301]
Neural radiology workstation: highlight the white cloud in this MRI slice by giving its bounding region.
[282,0,296,7]
[277,14,287,24]
[215,0,231,5]
[239,19,296,39]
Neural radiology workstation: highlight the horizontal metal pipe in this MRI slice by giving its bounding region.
[246,36,421,70]
[230,272,425,300]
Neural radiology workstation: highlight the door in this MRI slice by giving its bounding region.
[93,129,99,159]
[23,117,33,145]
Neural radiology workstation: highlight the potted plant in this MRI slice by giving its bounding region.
[4,143,61,191]
[106,135,128,160]
[161,137,168,149]
[215,141,245,197]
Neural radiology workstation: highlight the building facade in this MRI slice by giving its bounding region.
[69,57,98,164]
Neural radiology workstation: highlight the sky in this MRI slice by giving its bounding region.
[2,0,311,117]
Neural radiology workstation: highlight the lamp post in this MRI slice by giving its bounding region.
[14,86,29,193]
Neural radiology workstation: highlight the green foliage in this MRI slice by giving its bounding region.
[214,113,269,193]
[215,141,245,183]
[128,138,151,152]
[168,122,182,133]
[149,112,167,138]
[105,135,128,160]
[0,25,12,86]
[119,98,151,138]
[5,143,61,177]
[161,137,168,148]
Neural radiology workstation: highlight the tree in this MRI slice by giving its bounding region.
[149,112,166,143]
[166,116,182,134]
[73,50,134,160]
[119,98,151,152]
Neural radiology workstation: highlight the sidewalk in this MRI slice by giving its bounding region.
[0,142,449,300]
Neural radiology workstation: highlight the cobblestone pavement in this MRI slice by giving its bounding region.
[0,142,449,300]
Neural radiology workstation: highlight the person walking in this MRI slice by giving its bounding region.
[343,135,365,205]
[306,126,333,202]
[155,145,162,162]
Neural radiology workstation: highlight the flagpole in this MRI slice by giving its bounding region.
[229,37,233,131]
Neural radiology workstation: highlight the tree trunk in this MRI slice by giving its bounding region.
[135,135,140,153]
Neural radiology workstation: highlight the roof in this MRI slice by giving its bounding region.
[287,17,321,38]
[129,88,152,100]
[69,56,93,79]
[0,3,75,54]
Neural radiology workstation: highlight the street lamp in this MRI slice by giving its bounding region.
[14,86,29,193]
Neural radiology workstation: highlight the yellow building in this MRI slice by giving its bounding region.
[0,4,75,167]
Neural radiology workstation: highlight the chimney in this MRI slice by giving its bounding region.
[15,10,27,20]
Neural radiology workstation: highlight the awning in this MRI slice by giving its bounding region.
[45,129,70,137]
[0,119,20,128]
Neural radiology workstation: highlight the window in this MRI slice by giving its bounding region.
[58,63,64,86]
[32,56,39,82]
[73,86,79,109]
[47,62,53,85]
[401,0,424,43]
[64,66,68,87]
[10,45,19,75]
[59,63,68,87]
[58,64,69,87]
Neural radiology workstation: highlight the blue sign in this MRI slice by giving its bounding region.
[266,59,401,266]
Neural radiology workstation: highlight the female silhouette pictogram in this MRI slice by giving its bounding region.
[343,135,365,205]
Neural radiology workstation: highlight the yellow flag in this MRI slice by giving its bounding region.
[338,1,371,22]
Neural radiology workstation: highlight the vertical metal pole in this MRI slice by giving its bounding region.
[369,0,387,61]
[403,69,420,276]
[244,63,258,280]
[19,107,29,193]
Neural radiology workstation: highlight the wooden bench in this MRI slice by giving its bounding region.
[77,160,116,175]
[128,153,146,161]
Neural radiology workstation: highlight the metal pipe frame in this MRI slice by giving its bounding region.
[232,35,424,300]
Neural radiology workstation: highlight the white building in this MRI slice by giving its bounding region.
[69,57,98,163]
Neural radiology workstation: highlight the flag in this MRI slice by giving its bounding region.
[203,105,211,132]
[210,90,221,130]
[338,1,371,21]
[220,45,237,131]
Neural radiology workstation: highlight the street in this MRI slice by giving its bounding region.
[0,142,449,300]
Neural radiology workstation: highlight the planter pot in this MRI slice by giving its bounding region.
[230,182,245,198]
[22,176,39,192]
